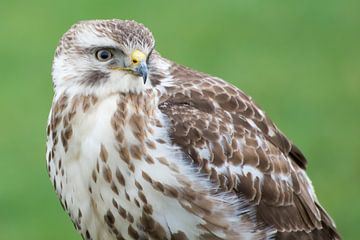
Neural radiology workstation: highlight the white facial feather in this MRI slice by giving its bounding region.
[52,24,152,97]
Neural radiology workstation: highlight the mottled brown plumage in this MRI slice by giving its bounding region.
[47,19,340,240]
[153,61,340,239]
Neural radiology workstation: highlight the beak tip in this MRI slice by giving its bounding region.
[137,60,148,85]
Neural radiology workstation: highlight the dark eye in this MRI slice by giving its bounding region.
[95,49,113,61]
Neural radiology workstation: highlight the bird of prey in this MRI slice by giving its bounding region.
[46,19,340,240]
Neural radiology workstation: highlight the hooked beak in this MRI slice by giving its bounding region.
[134,60,148,84]
[130,49,148,84]
[111,49,148,84]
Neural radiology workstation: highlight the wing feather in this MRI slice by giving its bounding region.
[152,60,340,239]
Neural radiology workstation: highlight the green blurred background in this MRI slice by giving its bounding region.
[1,0,359,239]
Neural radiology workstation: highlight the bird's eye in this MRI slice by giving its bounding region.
[95,49,113,61]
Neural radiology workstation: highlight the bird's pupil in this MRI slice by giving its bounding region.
[100,51,109,59]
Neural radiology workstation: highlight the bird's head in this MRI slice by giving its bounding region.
[52,19,155,96]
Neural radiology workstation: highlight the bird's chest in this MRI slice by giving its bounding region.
[46,93,200,240]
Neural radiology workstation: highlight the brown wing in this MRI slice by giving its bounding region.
[152,60,340,239]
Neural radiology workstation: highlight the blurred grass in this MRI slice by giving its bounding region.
[0,0,359,239]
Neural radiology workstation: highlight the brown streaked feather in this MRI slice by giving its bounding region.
[155,60,340,239]
[276,202,340,239]
[289,144,308,169]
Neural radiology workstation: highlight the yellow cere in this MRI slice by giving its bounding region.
[131,50,146,64]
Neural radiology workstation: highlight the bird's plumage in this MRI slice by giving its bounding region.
[46,19,340,240]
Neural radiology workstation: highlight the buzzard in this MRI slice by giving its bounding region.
[46,19,340,240]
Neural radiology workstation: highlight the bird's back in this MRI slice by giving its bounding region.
[154,56,341,240]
